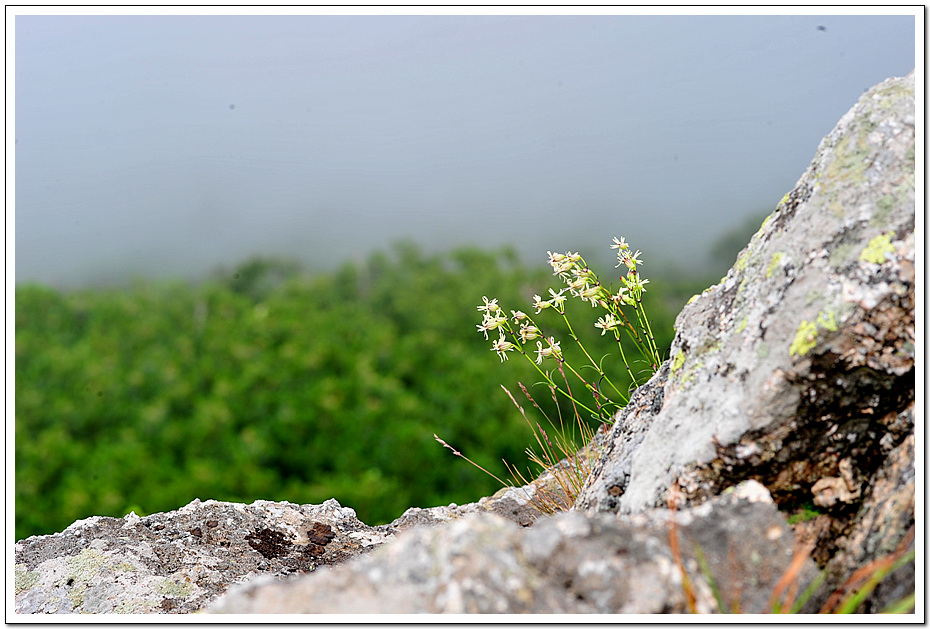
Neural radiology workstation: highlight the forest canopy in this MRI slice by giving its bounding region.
[15,241,711,540]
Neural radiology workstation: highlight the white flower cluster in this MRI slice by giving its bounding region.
[476,295,562,363]
[477,236,653,366]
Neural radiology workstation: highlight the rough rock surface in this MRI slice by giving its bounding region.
[208,481,817,614]
[577,70,914,517]
[13,481,544,614]
[573,70,915,611]
[13,498,379,614]
[14,72,915,615]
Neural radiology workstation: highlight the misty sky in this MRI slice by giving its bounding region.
[12,11,918,286]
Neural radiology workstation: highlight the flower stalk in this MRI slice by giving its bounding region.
[439,236,662,513]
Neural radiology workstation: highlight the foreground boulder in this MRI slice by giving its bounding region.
[575,69,915,609]
[13,486,543,614]
[209,482,817,614]
[14,71,915,615]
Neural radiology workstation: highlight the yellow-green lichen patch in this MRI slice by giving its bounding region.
[65,548,110,608]
[113,599,156,614]
[766,252,785,279]
[828,200,845,220]
[789,308,840,357]
[778,193,790,208]
[15,564,39,595]
[681,360,703,385]
[859,232,896,264]
[670,351,686,374]
[736,316,749,333]
[157,578,195,599]
[823,134,869,186]
[816,310,838,332]
[686,294,700,306]
[734,249,750,273]
[789,320,819,357]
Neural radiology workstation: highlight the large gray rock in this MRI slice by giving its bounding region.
[208,481,816,614]
[13,498,381,614]
[574,70,915,612]
[13,482,544,614]
[577,69,914,518]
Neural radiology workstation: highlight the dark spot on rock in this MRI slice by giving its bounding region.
[246,529,291,559]
[159,597,178,612]
[190,527,202,538]
[206,520,219,528]
[306,522,336,545]
[607,485,623,497]
[65,578,74,586]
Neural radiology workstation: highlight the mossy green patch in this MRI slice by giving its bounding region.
[65,548,110,607]
[824,134,869,185]
[157,578,194,599]
[829,242,857,269]
[766,252,785,279]
[871,195,896,228]
[67,548,108,578]
[859,232,895,264]
[14,564,39,594]
[789,320,819,357]
[785,502,826,525]
[804,290,824,307]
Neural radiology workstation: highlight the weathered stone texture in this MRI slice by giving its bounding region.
[576,71,914,523]
[208,481,816,614]
[13,498,381,614]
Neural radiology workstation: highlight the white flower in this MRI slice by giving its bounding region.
[532,294,551,314]
[611,287,634,306]
[594,314,620,335]
[519,323,541,342]
[535,337,563,364]
[477,311,507,339]
[567,274,589,293]
[491,334,516,361]
[547,251,580,275]
[511,310,528,322]
[548,288,567,310]
[578,285,604,306]
[477,296,500,313]
[610,236,628,251]
[622,273,649,293]
[617,249,643,270]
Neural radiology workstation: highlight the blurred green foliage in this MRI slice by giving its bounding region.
[15,242,708,540]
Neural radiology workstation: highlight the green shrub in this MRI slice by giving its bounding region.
[15,242,697,540]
